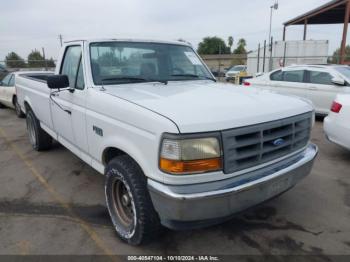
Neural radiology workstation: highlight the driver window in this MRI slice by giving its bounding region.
[61,46,82,88]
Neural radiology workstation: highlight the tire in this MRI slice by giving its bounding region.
[0,103,5,108]
[105,155,161,245]
[14,97,25,118]
[26,109,52,151]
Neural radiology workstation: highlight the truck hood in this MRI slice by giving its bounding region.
[104,81,313,133]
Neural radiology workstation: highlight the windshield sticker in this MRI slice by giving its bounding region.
[184,52,202,65]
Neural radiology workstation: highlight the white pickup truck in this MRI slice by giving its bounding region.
[16,39,318,245]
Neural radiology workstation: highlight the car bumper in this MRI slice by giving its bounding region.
[148,144,318,230]
[324,116,350,150]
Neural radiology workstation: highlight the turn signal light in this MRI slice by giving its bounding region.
[331,101,342,113]
[160,158,222,175]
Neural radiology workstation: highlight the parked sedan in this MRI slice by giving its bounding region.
[0,71,53,117]
[324,94,350,150]
[244,65,350,115]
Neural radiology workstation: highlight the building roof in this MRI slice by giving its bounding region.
[284,0,348,26]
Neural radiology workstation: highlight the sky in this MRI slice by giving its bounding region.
[0,0,348,62]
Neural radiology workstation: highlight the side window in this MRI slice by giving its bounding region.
[75,59,85,90]
[1,74,12,86]
[309,71,333,85]
[283,70,304,83]
[9,75,15,86]
[270,70,283,81]
[60,46,82,88]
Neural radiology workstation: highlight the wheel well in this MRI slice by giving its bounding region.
[102,147,128,166]
[24,101,31,112]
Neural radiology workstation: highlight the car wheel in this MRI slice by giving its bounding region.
[14,97,25,118]
[105,155,161,245]
[26,109,52,151]
[0,103,5,108]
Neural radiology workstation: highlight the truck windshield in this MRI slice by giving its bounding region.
[90,42,214,85]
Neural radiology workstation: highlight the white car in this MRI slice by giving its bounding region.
[0,71,52,117]
[225,65,247,81]
[244,65,350,115]
[0,72,25,117]
[16,38,317,245]
[324,94,350,150]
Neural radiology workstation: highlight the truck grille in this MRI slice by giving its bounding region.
[222,112,312,174]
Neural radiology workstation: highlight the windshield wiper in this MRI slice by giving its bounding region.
[101,77,167,85]
[171,74,216,82]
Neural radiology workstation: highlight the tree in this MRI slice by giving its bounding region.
[228,36,234,53]
[328,45,350,64]
[27,49,45,68]
[46,58,56,68]
[5,52,26,68]
[233,38,247,55]
[197,37,231,55]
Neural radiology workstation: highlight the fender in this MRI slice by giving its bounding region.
[98,134,160,182]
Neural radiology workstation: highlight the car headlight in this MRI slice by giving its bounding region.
[159,134,222,175]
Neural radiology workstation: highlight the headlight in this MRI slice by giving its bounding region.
[159,135,222,175]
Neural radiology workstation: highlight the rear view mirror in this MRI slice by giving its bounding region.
[332,76,345,86]
[47,75,69,89]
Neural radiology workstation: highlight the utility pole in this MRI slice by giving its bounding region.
[58,34,63,47]
[42,47,48,71]
[268,1,279,50]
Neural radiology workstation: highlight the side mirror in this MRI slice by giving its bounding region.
[332,76,345,86]
[47,75,69,89]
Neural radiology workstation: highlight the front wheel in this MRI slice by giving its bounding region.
[105,155,161,245]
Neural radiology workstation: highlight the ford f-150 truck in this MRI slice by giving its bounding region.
[16,39,318,245]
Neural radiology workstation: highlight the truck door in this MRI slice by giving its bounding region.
[51,46,80,149]
[51,45,90,161]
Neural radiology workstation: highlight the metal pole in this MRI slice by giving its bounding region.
[42,47,48,71]
[257,43,261,73]
[283,26,286,41]
[303,19,308,40]
[269,37,273,71]
[59,34,63,47]
[268,7,273,44]
[283,41,287,67]
[263,40,266,73]
[340,0,350,64]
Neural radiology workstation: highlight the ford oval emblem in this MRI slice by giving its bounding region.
[272,138,285,146]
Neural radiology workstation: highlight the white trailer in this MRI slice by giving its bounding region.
[247,40,329,75]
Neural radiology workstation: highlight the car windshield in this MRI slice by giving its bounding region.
[334,66,350,80]
[90,41,214,85]
[229,66,245,72]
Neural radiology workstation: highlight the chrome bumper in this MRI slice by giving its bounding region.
[148,144,318,229]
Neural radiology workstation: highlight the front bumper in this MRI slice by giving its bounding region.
[148,144,318,229]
